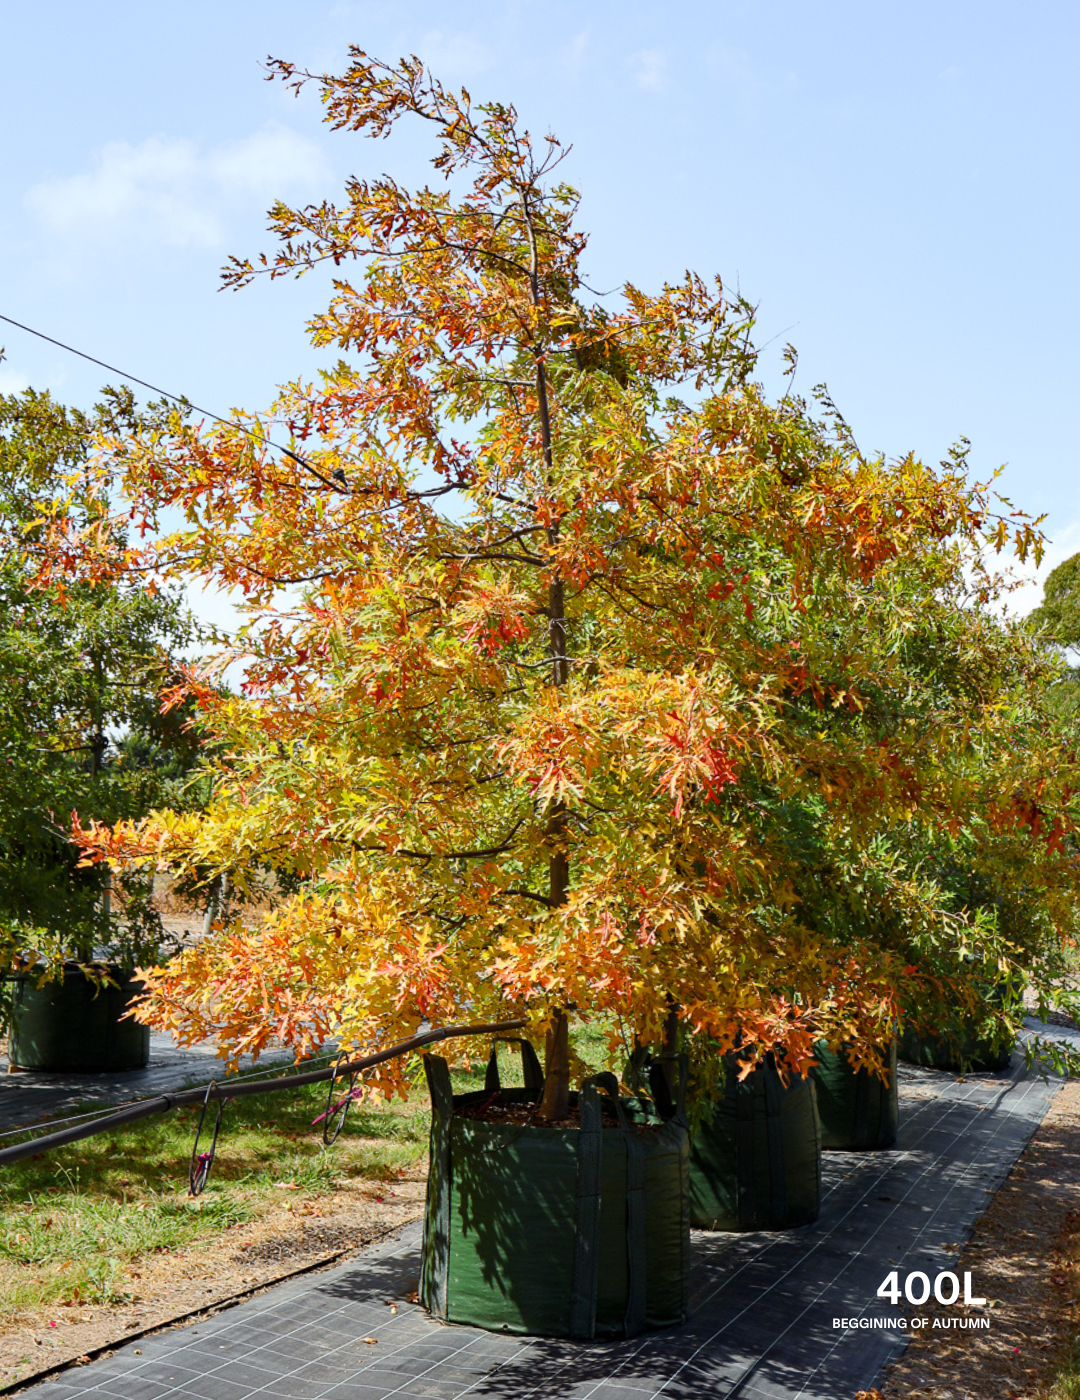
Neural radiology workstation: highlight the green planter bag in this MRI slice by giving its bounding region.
[811,1040,898,1150]
[629,1050,821,1232]
[8,965,150,1072]
[899,1023,1013,1073]
[902,980,1019,1075]
[692,1055,821,1231]
[900,971,1018,1073]
[420,1041,690,1339]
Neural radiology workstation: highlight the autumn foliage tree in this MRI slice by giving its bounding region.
[75,52,1080,1101]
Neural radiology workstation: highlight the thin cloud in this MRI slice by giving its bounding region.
[415,30,495,80]
[0,367,31,396]
[24,123,331,251]
[564,30,590,79]
[704,42,797,115]
[629,49,669,94]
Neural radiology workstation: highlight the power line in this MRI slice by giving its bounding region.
[0,311,311,471]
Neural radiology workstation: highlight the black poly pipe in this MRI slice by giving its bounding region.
[0,1018,526,1167]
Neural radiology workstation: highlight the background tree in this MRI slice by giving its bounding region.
[1027,549,1080,730]
[757,623,1077,1063]
[1029,551,1080,653]
[76,53,1079,1094]
[0,388,200,1011]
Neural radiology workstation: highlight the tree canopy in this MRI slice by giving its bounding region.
[1029,551,1080,653]
[70,52,1080,1093]
[0,388,199,989]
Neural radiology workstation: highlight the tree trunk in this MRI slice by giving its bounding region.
[525,196,573,1123]
[538,1007,570,1121]
[201,871,229,939]
[661,998,679,1098]
[537,787,570,1119]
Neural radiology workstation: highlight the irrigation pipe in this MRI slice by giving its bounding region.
[0,1019,526,1167]
[0,1046,343,1143]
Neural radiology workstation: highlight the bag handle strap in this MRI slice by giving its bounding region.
[420,1054,453,1319]
[646,1053,689,1124]
[570,1078,603,1338]
[725,1055,757,1226]
[624,1044,651,1097]
[585,1071,633,1131]
[579,1073,648,1339]
[763,1054,789,1227]
[484,1036,544,1093]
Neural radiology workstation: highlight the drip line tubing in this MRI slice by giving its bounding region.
[0,1018,525,1168]
[0,1048,345,1142]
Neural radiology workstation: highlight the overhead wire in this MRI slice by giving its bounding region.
[0,311,311,471]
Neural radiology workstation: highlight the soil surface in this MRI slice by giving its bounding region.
[454,1092,653,1131]
[874,1076,1080,1400]
[0,1172,426,1392]
[454,1095,548,1126]
[455,1093,587,1128]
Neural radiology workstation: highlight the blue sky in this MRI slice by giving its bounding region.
[3,1,1079,613]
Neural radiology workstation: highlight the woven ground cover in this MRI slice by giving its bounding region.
[20,1043,1058,1400]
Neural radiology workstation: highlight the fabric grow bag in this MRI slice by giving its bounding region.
[628,1050,821,1232]
[8,965,149,1072]
[420,1042,690,1339]
[900,972,1018,1073]
[810,1041,898,1150]
[899,1023,1013,1073]
[691,1055,821,1231]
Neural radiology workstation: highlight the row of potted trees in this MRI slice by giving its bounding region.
[418,996,1014,1338]
[21,50,1078,1340]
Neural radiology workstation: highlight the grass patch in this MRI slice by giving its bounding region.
[1049,1335,1080,1400]
[0,1023,619,1319]
[0,1058,481,1318]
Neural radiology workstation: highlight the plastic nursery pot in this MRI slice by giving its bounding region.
[419,1040,690,1339]
[810,1040,899,1151]
[7,964,150,1073]
[899,1022,1014,1073]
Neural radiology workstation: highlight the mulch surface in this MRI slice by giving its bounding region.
[454,1093,654,1132]
[874,1076,1080,1400]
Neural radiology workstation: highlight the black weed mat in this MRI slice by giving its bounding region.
[21,1046,1061,1400]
